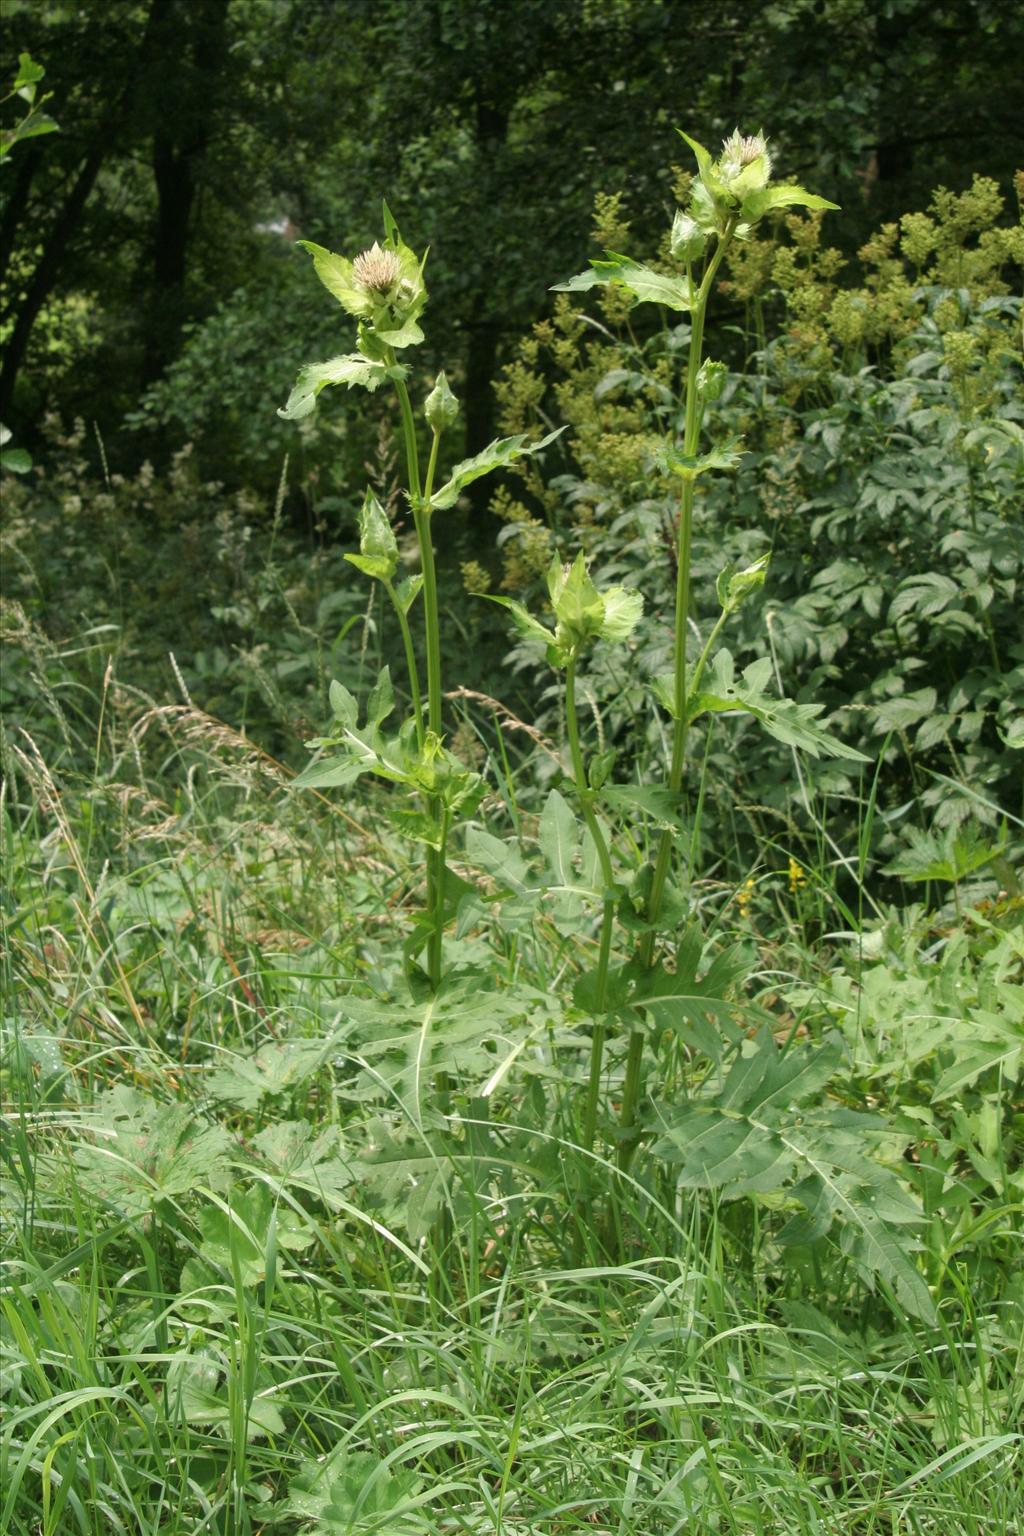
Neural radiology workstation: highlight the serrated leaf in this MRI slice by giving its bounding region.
[664,438,745,479]
[689,650,871,761]
[651,1032,935,1322]
[554,253,694,311]
[483,594,559,654]
[741,185,840,218]
[278,354,394,420]
[72,1089,232,1216]
[206,1034,339,1110]
[430,426,565,511]
[198,1184,312,1286]
[598,585,644,641]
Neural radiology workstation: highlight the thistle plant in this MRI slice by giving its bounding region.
[280,203,561,991]
[491,130,865,1163]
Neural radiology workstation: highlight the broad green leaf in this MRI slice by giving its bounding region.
[206,1035,339,1110]
[72,1089,232,1216]
[198,1185,312,1286]
[0,446,32,474]
[430,426,565,511]
[14,53,46,89]
[393,573,423,615]
[286,1448,424,1530]
[689,650,871,761]
[465,827,531,894]
[579,252,696,311]
[424,370,459,431]
[278,353,393,420]
[883,825,1001,885]
[296,240,371,315]
[651,1032,936,1322]
[538,788,578,890]
[716,553,769,614]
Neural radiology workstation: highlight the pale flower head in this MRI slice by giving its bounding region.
[718,130,772,195]
[352,242,402,294]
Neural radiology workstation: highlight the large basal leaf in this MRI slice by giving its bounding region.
[430,426,565,511]
[71,1087,232,1216]
[688,650,871,761]
[206,1034,341,1110]
[651,1032,936,1322]
[626,929,746,1058]
[285,1446,428,1532]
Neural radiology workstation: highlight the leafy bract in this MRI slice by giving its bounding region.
[741,185,841,218]
[344,486,398,582]
[687,650,871,761]
[430,426,565,511]
[278,354,397,420]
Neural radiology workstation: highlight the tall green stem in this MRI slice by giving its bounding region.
[393,368,447,989]
[565,653,617,1153]
[617,225,735,1167]
[384,579,423,748]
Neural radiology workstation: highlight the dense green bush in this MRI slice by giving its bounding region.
[486,173,1023,887]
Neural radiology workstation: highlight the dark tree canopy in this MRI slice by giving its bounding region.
[1,0,1021,475]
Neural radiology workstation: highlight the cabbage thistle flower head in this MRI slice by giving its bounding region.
[353,242,403,295]
[717,129,772,195]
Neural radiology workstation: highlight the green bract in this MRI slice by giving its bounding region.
[424,370,459,433]
[344,487,398,582]
[487,551,643,666]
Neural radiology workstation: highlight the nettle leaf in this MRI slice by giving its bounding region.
[430,426,565,511]
[72,1088,231,1216]
[651,1032,935,1322]
[689,650,871,762]
[278,354,396,421]
[554,254,694,311]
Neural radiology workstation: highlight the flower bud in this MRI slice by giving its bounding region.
[696,359,727,404]
[670,209,707,263]
[424,370,459,433]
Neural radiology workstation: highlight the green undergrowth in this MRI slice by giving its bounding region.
[1,675,1021,1535]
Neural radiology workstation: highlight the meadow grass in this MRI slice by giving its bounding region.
[1,659,1020,1536]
